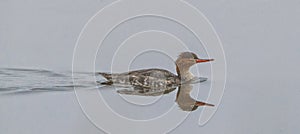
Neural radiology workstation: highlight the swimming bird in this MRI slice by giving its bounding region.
[97,52,213,89]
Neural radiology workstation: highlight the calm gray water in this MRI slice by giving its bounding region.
[0,68,213,134]
[1,0,300,133]
[1,66,299,134]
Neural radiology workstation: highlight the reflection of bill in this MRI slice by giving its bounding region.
[176,83,214,111]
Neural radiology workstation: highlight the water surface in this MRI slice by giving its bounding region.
[0,68,213,133]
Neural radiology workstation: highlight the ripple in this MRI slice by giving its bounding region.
[0,68,96,94]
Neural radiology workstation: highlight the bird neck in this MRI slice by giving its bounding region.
[176,65,194,81]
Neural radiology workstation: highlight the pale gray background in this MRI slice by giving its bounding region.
[0,0,300,134]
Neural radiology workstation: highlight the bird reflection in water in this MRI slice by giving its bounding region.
[105,77,214,112]
[175,83,214,111]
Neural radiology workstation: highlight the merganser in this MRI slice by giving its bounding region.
[98,52,213,89]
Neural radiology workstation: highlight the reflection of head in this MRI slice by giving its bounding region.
[176,84,214,111]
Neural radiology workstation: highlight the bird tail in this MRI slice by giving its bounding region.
[98,72,112,80]
[97,72,113,85]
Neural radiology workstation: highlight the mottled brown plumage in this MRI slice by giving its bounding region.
[98,52,213,89]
